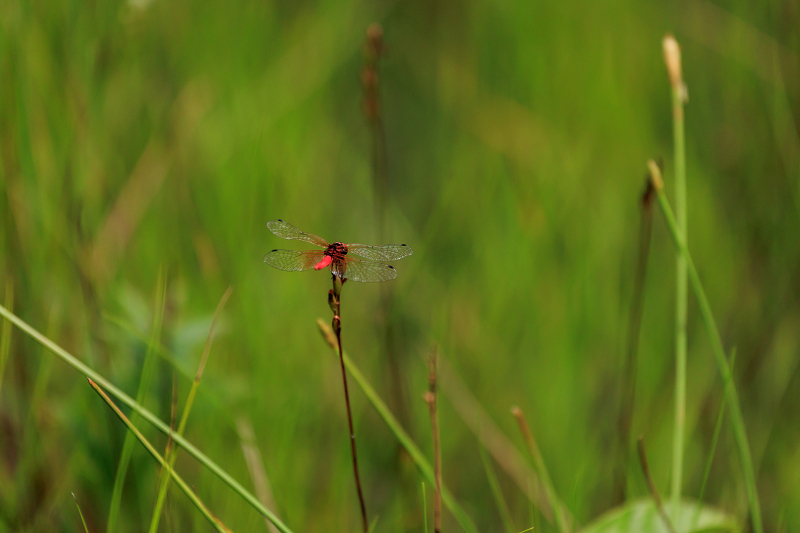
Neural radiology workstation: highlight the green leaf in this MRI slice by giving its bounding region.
[579,499,738,533]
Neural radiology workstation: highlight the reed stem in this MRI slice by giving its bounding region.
[423,350,442,533]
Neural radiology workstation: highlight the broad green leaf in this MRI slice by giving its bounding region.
[580,498,738,533]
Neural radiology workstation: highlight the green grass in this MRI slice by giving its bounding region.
[1,1,798,531]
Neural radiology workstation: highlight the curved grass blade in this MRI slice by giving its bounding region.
[88,379,230,533]
[649,161,763,533]
[108,269,167,533]
[317,319,479,533]
[149,286,234,533]
[0,302,294,533]
[72,493,90,533]
[479,443,515,533]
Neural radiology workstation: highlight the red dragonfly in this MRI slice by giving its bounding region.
[263,219,413,282]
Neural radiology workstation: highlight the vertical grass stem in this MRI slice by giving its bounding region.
[663,34,688,513]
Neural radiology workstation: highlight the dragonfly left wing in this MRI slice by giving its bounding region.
[267,220,329,248]
[263,249,325,272]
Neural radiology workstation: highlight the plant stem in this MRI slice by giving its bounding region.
[637,437,676,533]
[663,34,688,513]
[649,160,763,533]
[613,179,655,505]
[317,319,480,533]
[423,350,442,533]
[330,275,368,533]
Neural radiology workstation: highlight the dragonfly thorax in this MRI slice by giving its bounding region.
[326,242,348,259]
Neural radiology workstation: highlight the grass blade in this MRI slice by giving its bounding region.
[422,483,428,533]
[88,378,230,533]
[236,417,281,533]
[107,268,167,533]
[148,285,233,533]
[317,319,480,533]
[479,443,515,533]
[0,303,295,533]
[511,406,569,533]
[0,281,13,394]
[72,493,90,533]
[692,348,736,528]
[648,160,763,533]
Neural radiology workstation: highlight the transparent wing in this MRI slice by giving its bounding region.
[341,257,398,282]
[267,220,328,248]
[263,249,324,272]
[347,243,413,262]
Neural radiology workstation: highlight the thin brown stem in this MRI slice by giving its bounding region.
[612,177,656,505]
[423,349,442,533]
[637,436,675,533]
[331,275,368,533]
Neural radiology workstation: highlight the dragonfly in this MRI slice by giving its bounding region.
[263,219,413,282]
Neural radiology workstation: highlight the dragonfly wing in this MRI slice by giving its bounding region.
[267,220,328,247]
[347,243,413,261]
[342,258,398,282]
[263,249,324,272]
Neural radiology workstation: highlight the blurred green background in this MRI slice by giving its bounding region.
[1,0,799,531]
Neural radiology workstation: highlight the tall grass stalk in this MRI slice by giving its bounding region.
[317,319,480,533]
[648,160,763,533]
[88,379,230,533]
[108,269,167,533]
[148,285,234,533]
[663,34,688,513]
[0,303,295,533]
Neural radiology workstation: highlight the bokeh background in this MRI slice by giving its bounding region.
[1,0,799,531]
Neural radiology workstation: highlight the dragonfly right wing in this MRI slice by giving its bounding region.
[347,243,413,262]
[263,249,324,272]
[342,258,398,282]
[267,220,329,248]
